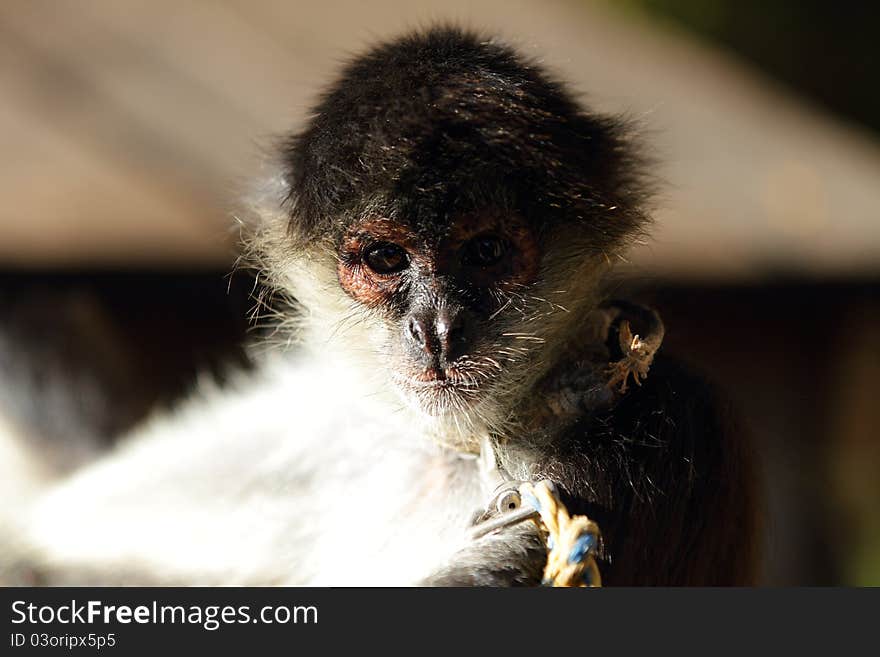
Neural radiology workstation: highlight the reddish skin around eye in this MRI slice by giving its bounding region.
[445,212,540,289]
[337,218,421,308]
[337,213,541,306]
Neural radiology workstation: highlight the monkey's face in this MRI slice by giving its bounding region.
[335,209,551,417]
[264,28,652,430]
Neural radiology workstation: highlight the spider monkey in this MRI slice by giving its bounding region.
[1,26,758,586]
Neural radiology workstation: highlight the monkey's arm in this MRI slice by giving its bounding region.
[425,354,758,587]
[533,354,759,586]
[422,524,547,586]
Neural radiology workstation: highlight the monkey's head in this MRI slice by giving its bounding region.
[251,27,652,441]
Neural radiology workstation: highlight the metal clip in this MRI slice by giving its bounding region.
[468,504,540,540]
[468,480,540,540]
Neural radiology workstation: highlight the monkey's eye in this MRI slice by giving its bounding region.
[462,235,507,267]
[363,242,409,275]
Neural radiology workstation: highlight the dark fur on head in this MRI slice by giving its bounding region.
[280,26,652,252]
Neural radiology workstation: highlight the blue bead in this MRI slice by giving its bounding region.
[568,533,596,564]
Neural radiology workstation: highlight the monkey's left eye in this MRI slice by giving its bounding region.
[462,235,507,267]
[363,242,409,275]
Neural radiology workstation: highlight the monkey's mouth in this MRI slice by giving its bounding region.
[392,366,486,410]
[400,370,481,389]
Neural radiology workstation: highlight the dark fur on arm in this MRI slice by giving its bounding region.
[423,525,546,587]
[533,354,760,586]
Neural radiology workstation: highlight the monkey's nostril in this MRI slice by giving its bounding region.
[407,316,427,348]
[436,311,467,363]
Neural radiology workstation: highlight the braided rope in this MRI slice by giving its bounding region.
[520,480,602,587]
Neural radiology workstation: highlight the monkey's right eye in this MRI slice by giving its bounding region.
[363,242,409,275]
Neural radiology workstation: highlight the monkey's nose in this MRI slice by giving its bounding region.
[405,309,466,366]
[435,308,464,343]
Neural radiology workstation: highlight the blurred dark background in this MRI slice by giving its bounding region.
[1,0,877,585]
[623,1,880,135]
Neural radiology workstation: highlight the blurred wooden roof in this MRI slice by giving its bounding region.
[2,0,879,280]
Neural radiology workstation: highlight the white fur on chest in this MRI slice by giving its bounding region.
[17,355,484,585]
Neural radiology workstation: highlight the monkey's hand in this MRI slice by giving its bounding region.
[606,320,655,392]
[603,303,665,394]
[530,301,666,431]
